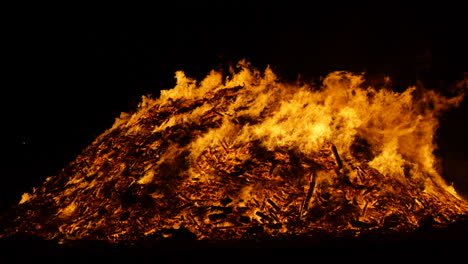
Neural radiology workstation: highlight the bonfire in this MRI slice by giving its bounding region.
[1,60,467,245]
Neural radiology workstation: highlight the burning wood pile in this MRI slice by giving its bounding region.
[2,60,468,245]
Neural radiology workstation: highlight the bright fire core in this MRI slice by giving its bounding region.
[4,60,468,243]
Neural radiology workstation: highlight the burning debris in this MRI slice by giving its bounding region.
[2,60,468,245]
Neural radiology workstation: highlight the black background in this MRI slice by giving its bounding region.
[2,2,467,217]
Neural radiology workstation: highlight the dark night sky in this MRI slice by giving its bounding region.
[2,3,468,214]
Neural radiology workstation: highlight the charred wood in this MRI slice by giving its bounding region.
[300,171,318,218]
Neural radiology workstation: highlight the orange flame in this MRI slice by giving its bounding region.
[120,60,465,198]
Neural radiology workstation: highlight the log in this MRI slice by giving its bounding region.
[300,171,317,218]
[267,198,281,212]
[331,144,343,170]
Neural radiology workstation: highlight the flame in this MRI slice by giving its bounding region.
[145,60,465,197]
[4,59,468,244]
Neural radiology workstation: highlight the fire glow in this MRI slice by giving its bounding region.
[2,60,468,244]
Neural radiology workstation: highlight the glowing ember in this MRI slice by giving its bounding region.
[1,60,467,244]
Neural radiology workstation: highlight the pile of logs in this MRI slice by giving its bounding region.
[1,85,467,245]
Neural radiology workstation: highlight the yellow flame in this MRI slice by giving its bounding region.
[112,60,466,197]
[19,192,32,204]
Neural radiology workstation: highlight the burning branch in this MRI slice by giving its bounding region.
[300,171,317,219]
[331,144,343,171]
